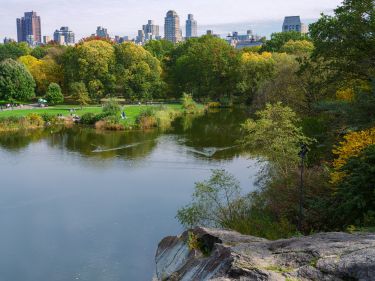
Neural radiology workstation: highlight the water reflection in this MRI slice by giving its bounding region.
[0,109,249,161]
[0,108,255,281]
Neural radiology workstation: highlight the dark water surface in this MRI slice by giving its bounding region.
[0,110,259,281]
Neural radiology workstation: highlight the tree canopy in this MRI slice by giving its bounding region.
[0,58,35,101]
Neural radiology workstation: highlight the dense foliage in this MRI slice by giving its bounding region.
[46,83,64,105]
[0,59,35,101]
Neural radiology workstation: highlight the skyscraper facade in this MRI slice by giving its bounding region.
[186,14,197,39]
[282,16,308,34]
[143,20,160,39]
[164,10,182,43]
[16,11,42,44]
[96,26,110,38]
[53,26,75,45]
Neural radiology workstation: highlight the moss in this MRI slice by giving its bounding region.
[264,265,293,273]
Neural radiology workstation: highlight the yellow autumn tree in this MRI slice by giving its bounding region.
[331,128,375,183]
[19,55,62,95]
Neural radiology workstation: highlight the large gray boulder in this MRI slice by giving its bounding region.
[154,227,375,281]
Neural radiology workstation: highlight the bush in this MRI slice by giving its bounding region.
[45,83,64,105]
[102,99,121,116]
[181,93,198,113]
[136,108,157,129]
[80,112,96,125]
[25,113,44,126]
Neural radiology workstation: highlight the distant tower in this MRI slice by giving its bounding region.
[96,26,110,38]
[16,11,42,44]
[282,16,308,34]
[142,20,160,40]
[186,14,197,39]
[164,10,182,43]
[54,26,75,45]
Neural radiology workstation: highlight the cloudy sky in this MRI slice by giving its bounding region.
[1,0,343,40]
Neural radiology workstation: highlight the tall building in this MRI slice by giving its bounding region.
[43,36,51,44]
[53,26,75,45]
[143,20,160,39]
[282,16,308,34]
[16,11,42,44]
[164,10,182,43]
[96,26,109,38]
[186,14,197,39]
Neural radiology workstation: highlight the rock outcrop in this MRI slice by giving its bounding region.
[154,227,375,281]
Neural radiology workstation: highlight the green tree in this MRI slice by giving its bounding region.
[45,83,64,105]
[63,40,115,100]
[166,35,239,100]
[253,53,308,113]
[334,145,375,228]
[70,82,90,108]
[0,42,30,61]
[241,103,313,176]
[144,39,175,60]
[177,169,243,228]
[114,42,163,101]
[0,58,35,101]
[262,31,310,52]
[30,46,48,59]
[309,0,375,82]
[102,99,121,116]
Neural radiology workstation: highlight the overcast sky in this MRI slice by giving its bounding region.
[0,0,343,40]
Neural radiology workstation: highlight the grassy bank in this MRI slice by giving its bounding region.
[0,103,195,132]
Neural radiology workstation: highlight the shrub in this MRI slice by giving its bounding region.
[80,112,97,125]
[102,99,121,116]
[155,109,181,129]
[25,113,44,126]
[136,108,157,129]
[45,83,64,105]
[181,93,198,113]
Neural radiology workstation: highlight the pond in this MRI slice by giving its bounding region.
[0,109,260,281]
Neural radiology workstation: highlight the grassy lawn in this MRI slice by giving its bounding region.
[0,104,183,125]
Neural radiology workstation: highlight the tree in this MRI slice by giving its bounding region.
[30,46,48,59]
[331,127,375,184]
[280,40,314,57]
[63,40,115,100]
[0,42,30,62]
[144,39,175,60]
[70,82,90,108]
[19,54,63,96]
[310,0,375,82]
[0,58,35,101]
[253,53,308,113]
[261,32,310,52]
[334,145,375,227]
[237,51,275,103]
[114,42,163,101]
[166,35,239,100]
[241,103,313,176]
[177,169,244,228]
[45,83,64,105]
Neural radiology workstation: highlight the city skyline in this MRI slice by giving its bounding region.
[1,0,342,40]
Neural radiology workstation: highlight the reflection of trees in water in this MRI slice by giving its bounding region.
[0,129,48,152]
[47,127,160,160]
[0,109,249,161]
[172,109,249,160]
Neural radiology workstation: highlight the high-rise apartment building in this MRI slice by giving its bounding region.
[186,14,197,39]
[54,27,75,45]
[282,16,308,34]
[43,36,51,44]
[164,10,182,43]
[96,26,110,38]
[16,11,42,44]
[143,20,160,39]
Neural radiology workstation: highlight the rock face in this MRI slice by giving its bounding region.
[154,227,375,281]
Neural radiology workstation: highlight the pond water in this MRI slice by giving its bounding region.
[0,109,259,281]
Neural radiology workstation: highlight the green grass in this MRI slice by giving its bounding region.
[0,104,183,126]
